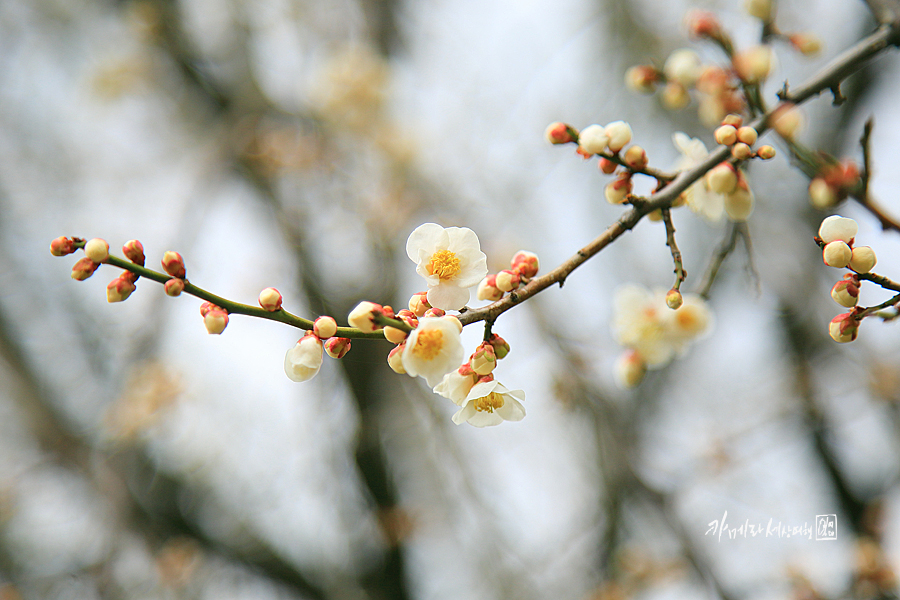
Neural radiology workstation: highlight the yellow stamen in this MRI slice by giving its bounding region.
[474,391,505,413]
[411,329,444,360]
[427,250,461,280]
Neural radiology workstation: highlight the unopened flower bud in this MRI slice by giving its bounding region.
[849,246,876,273]
[348,301,382,332]
[107,275,137,303]
[733,46,772,83]
[487,333,510,359]
[495,270,520,292]
[664,49,702,86]
[258,287,283,312]
[823,241,852,268]
[809,178,837,209]
[161,251,186,279]
[164,278,185,297]
[736,126,758,145]
[706,163,738,194]
[831,279,859,308]
[615,350,647,389]
[387,343,406,374]
[818,215,858,243]
[122,240,145,266]
[731,142,752,160]
[408,291,431,317]
[477,275,504,302]
[721,114,743,128]
[623,145,648,170]
[84,238,110,263]
[511,250,539,278]
[50,236,77,257]
[756,145,776,160]
[745,0,774,21]
[204,309,229,335]
[470,343,497,375]
[598,157,618,174]
[605,173,633,204]
[324,336,351,359]
[771,104,803,140]
[577,124,610,156]
[544,122,578,145]
[625,65,658,94]
[828,312,859,343]
[313,316,338,339]
[665,288,684,310]
[789,32,822,56]
[604,121,633,153]
[71,257,99,281]
[714,125,738,146]
[423,307,446,319]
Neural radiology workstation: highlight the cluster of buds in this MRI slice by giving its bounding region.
[284,315,350,382]
[476,250,540,302]
[808,160,862,209]
[817,216,880,343]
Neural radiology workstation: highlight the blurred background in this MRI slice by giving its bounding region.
[2,0,900,598]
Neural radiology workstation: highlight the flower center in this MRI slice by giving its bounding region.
[474,391,505,413]
[427,250,461,280]
[411,329,444,360]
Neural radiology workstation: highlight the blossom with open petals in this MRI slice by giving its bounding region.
[284,333,323,382]
[406,223,488,310]
[451,379,526,427]
[401,316,465,387]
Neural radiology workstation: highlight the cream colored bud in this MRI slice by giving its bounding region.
[604,121,633,153]
[849,246,876,273]
[313,316,338,339]
[823,241,852,268]
[84,238,110,263]
[714,125,738,146]
[736,126,758,145]
[706,163,738,194]
[577,124,609,155]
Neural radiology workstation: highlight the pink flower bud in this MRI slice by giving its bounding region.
[477,275,504,302]
[487,333,510,360]
[714,125,738,146]
[408,291,431,317]
[831,279,859,308]
[314,316,338,339]
[107,275,137,303]
[387,343,406,374]
[204,309,229,335]
[348,301,382,332]
[623,145,648,171]
[736,126,758,145]
[756,145,776,160]
[544,122,578,145]
[71,257,99,281]
[50,236,77,257]
[495,270,520,293]
[122,240,145,266]
[625,65,659,94]
[598,157,618,174]
[511,250,539,279]
[604,121,633,153]
[828,312,859,343]
[84,238,110,263]
[258,287,283,312]
[706,163,738,194]
[324,336,351,359]
[470,343,497,375]
[665,288,683,310]
[849,246,876,273]
[164,278,185,297]
[823,241,852,268]
[605,173,633,205]
[161,251,186,278]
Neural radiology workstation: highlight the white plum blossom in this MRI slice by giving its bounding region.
[612,284,713,369]
[401,316,465,387]
[406,223,488,310]
[284,334,324,382]
[451,379,526,427]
